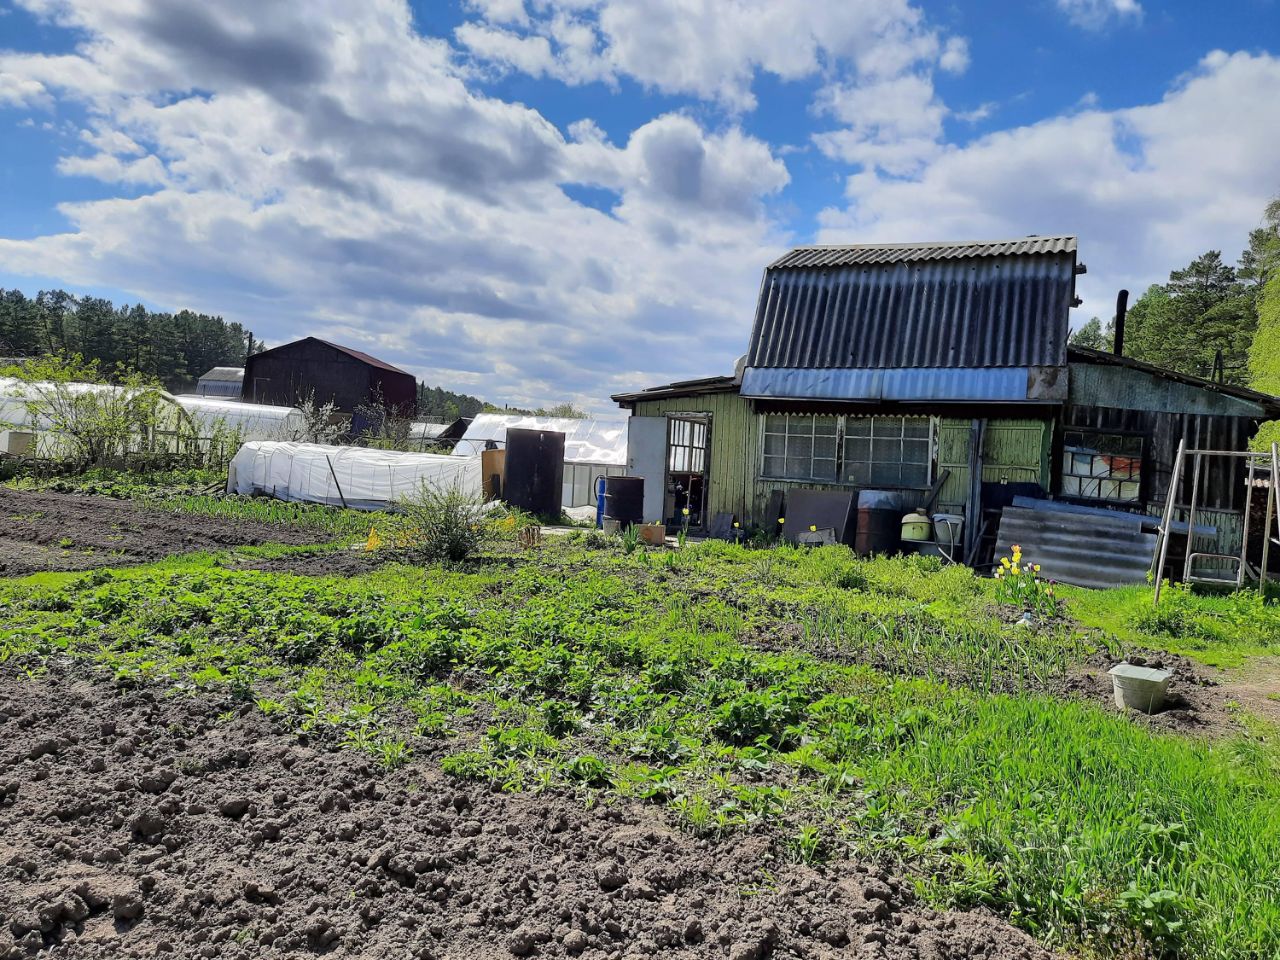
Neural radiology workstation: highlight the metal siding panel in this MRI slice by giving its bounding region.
[740,367,1036,402]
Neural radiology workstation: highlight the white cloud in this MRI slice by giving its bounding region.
[819,50,1280,328]
[457,0,966,109]
[1056,0,1143,30]
[0,0,791,410]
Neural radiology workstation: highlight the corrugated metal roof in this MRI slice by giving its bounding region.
[769,236,1078,269]
[611,375,739,405]
[746,252,1076,373]
[1068,346,1280,416]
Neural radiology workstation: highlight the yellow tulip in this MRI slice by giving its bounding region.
[1033,563,1041,573]
[1011,564,1020,575]
[1000,557,1011,568]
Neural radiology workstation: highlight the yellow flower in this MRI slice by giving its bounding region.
[1011,564,1020,575]
[682,507,690,516]
[1000,557,1011,568]
[1033,563,1041,573]
[365,526,381,552]
[778,517,785,524]
[733,521,740,529]
[1046,587,1054,597]
[809,525,817,532]
[995,569,1004,579]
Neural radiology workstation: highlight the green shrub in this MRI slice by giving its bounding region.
[396,482,498,562]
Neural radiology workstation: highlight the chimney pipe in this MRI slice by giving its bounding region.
[1113,289,1129,356]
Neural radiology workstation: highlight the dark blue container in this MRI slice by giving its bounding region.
[595,475,608,529]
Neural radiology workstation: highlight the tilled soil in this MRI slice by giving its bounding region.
[0,489,336,575]
[0,662,1054,960]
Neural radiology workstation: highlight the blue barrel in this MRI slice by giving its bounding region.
[595,475,608,529]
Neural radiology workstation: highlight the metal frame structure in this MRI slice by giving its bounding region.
[1152,441,1280,603]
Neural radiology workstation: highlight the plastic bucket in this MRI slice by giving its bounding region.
[932,513,964,549]
[901,510,932,542]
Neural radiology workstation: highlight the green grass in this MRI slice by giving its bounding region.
[2,539,1278,959]
[1064,582,1280,668]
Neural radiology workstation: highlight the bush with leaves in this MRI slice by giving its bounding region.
[395,482,499,562]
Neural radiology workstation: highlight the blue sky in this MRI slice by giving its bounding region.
[1,0,1278,409]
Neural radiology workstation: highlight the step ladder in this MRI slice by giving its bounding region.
[1152,440,1280,603]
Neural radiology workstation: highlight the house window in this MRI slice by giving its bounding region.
[843,416,931,487]
[761,414,932,488]
[762,415,838,481]
[1061,431,1143,503]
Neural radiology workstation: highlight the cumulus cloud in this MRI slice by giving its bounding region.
[0,0,791,410]
[1056,0,1143,30]
[818,50,1280,328]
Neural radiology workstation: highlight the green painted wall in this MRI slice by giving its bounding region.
[630,392,756,522]
[629,396,1053,527]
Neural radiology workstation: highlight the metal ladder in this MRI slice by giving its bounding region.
[1152,441,1280,603]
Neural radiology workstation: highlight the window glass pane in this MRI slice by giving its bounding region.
[785,455,810,478]
[813,458,838,482]
[764,433,785,457]
[845,461,870,485]
[902,462,929,487]
[763,454,785,478]
[902,418,931,439]
[1061,431,1141,502]
[902,439,930,464]
[814,435,837,460]
[765,414,787,434]
[846,418,871,438]
[872,418,903,440]
[870,461,901,486]
[844,436,870,462]
[814,417,838,437]
[789,435,813,461]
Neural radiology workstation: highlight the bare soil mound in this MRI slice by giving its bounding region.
[0,489,333,576]
[0,663,1053,960]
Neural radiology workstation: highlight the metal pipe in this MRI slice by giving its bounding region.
[1241,452,1256,588]
[1183,451,1203,584]
[1153,438,1185,605]
[1265,443,1280,592]
[1113,289,1129,356]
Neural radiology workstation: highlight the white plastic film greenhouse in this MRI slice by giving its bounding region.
[228,441,483,510]
[450,414,627,507]
[172,396,304,442]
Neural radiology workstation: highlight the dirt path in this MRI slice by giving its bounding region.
[0,489,336,576]
[0,662,1054,960]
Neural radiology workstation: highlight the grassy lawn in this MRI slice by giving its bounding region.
[3,534,1279,959]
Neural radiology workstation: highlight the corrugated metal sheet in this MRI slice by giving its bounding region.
[1069,361,1268,418]
[995,506,1156,589]
[740,366,1037,402]
[746,253,1075,373]
[769,236,1077,269]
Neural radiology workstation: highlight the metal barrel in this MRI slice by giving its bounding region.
[855,489,900,557]
[602,476,645,527]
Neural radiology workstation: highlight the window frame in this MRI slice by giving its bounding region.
[759,413,936,489]
[1059,428,1146,505]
